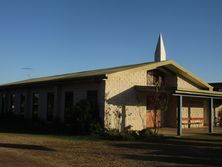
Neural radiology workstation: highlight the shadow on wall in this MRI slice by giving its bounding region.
[105,87,146,130]
[106,87,144,107]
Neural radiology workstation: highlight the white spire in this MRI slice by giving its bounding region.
[154,33,166,62]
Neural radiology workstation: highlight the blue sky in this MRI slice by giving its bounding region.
[0,0,221,84]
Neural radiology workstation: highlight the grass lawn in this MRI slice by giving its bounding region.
[0,132,221,167]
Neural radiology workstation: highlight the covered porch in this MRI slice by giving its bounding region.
[135,86,222,136]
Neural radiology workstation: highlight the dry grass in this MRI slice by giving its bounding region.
[0,132,222,167]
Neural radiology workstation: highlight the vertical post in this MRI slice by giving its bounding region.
[177,95,183,136]
[209,97,214,133]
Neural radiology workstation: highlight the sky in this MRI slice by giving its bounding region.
[0,0,221,84]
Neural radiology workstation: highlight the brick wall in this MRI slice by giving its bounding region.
[105,69,147,131]
[177,75,201,90]
[104,67,209,131]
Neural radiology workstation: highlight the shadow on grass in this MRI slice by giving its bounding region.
[0,116,87,136]
[209,133,222,137]
[0,143,55,151]
[172,136,222,143]
[111,136,222,166]
[0,116,101,141]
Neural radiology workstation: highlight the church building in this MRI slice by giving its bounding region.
[0,34,222,136]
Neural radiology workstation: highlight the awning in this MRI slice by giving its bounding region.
[135,85,222,99]
[174,89,222,99]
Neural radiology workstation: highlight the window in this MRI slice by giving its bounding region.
[47,92,54,121]
[147,71,165,87]
[1,95,5,113]
[20,94,26,113]
[87,90,99,118]
[87,90,98,105]
[86,90,100,122]
[64,91,74,123]
[32,93,39,120]
[10,94,16,113]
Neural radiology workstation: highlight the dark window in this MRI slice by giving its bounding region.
[1,95,5,113]
[147,71,165,87]
[153,73,159,84]
[154,71,165,86]
[64,91,74,123]
[32,93,39,120]
[87,90,98,105]
[20,94,26,113]
[47,92,54,121]
[10,94,16,113]
[87,90,99,119]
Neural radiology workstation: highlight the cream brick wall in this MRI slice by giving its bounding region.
[182,97,208,128]
[177,75,200,90]
[215,104,222,125]
[105,69,148,131]
[104,68,209,131]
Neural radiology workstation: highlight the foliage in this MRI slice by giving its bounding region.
[68,99,101,134]
[146,84,169,135]
[139,128,155,137]
[98,126,162,141]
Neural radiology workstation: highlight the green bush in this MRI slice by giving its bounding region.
[99,127,161,141]
[68,99,101,134]
[139,128,155,137]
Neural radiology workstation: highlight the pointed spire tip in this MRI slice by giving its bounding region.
[154,33,166,62]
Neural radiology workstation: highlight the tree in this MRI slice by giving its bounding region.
[147,83,169,135]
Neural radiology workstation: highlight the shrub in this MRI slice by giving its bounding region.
[99,127,161,141]
[68,99,101,134]
[139,128,155,137]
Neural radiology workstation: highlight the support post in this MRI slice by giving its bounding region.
[177,95,182,136]
[209,97,214,133]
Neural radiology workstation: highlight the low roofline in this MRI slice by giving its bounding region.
[0,74,107,90]
[0,60,171,88]
[0,59,214,90]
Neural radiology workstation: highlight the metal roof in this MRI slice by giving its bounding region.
[0,60,213,89]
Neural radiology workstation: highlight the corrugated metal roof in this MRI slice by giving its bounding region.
[0,60,213,90]
[0,61,159,87]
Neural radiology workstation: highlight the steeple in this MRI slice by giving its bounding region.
[154,33,166,62]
